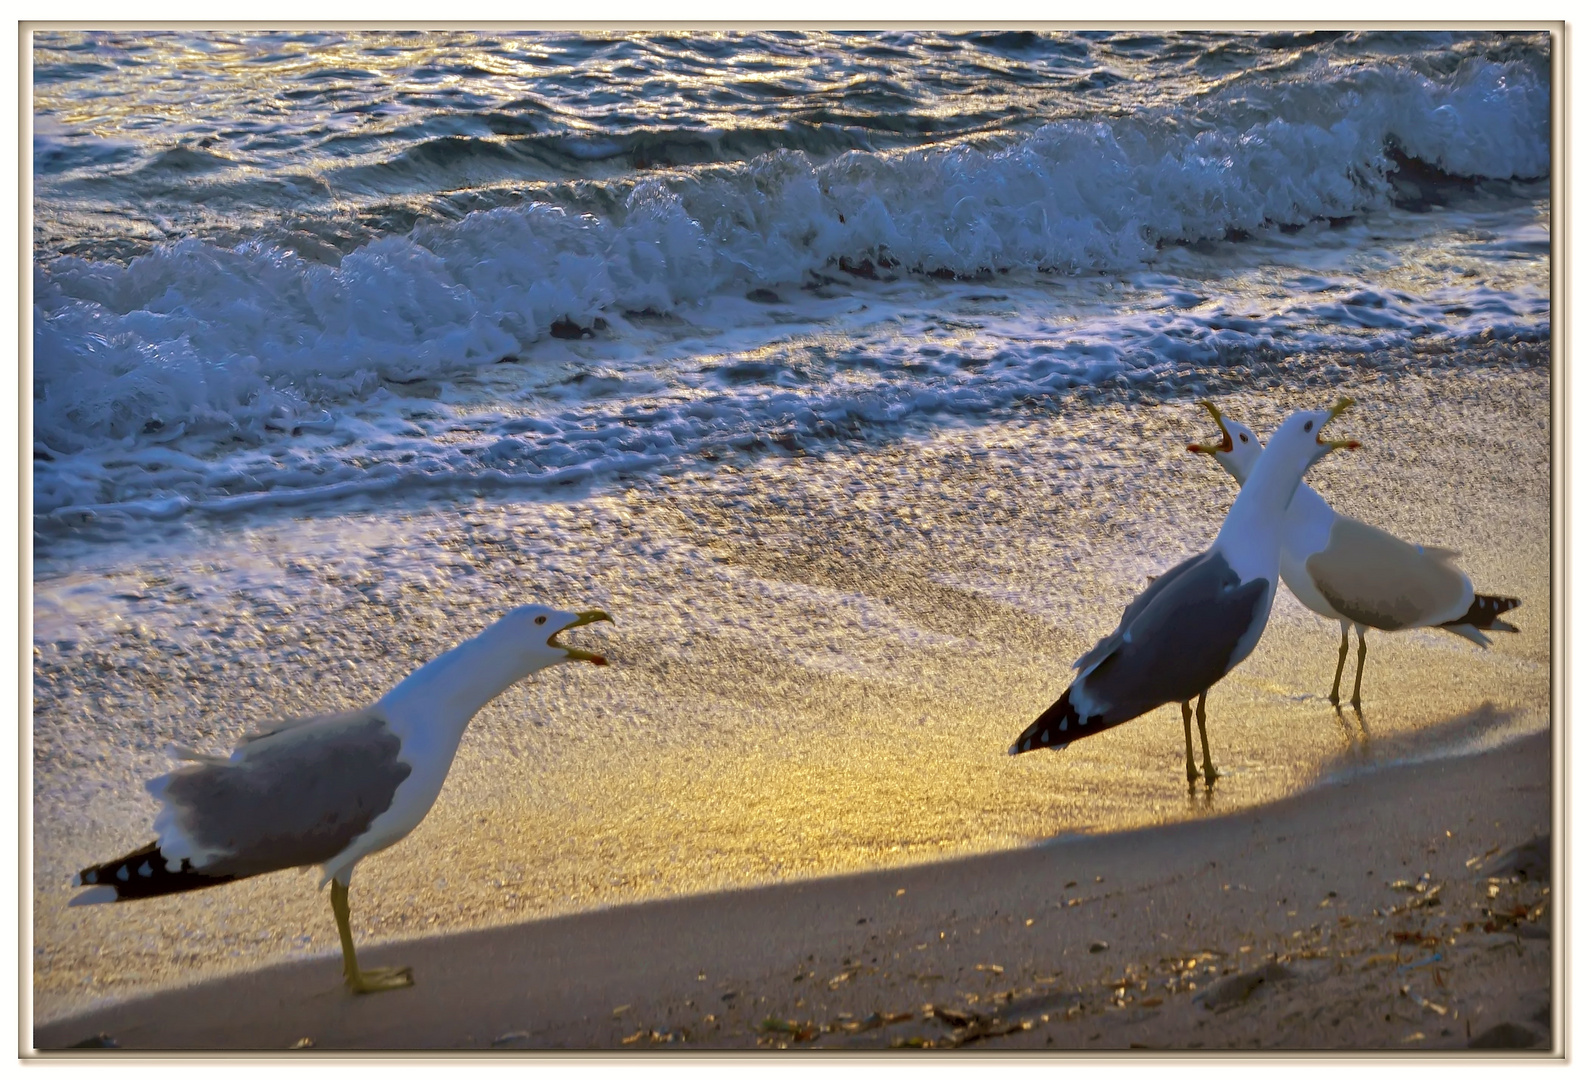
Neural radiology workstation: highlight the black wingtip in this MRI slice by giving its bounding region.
[1007,736,1064,756]
[1010,688,1084,757]
[72,841,235,902]
[1443,594,1523,633]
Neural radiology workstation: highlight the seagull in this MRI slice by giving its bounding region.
[1010,400,1359,786]
[67,604,612,994]
[1188,403,1519,709]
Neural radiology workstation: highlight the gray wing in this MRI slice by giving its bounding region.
[147,707,412,878]
[1304,516,1471,631]
[1072,555,1205,677]
[1078,548,1273,728]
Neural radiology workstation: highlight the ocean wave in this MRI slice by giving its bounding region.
[33,259,1546,537]
[324,122,902,195]
[32,46,1550,530]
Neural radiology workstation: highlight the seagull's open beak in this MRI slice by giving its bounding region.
[550,610,613,665]
[1186,400,1233,455]
[1318,397,1360,450]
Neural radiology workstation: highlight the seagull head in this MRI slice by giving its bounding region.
[1190,398,1358,482]
[1263,397,1360,476]
[1187,400,1262,482]
[502,604,613,667]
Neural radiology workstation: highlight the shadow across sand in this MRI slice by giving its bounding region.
[32,730,1551,1053]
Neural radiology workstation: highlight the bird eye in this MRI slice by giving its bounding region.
[1304,421,1314,433]
[534,615,546,625]
[1239,433,1249,443]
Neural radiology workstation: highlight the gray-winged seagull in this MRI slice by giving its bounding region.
[68,604,612,994]
[1009,400,1358,787]
[1189,402,1519,708]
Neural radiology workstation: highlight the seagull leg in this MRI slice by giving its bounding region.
[1328,623,1351,705]
[1195,691,1216,788]
[1350,626,1368,710]
[1181,701,1198,788]
[330,879,413,994]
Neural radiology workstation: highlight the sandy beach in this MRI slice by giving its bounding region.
[30,359,1552,1049]
[33,728,1553,1052]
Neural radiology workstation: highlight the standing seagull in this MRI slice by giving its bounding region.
[68,604,612,994]
[1188,403,1519,708]
[1010,400,1358,786]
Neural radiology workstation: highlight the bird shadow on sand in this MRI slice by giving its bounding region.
[1314,700,1530,784]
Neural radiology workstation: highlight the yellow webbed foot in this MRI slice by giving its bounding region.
[347,964,414,994]
[330,879,415,995]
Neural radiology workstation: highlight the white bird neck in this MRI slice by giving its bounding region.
[1214,443,1317,582]
[1281,480,1337,537]
[1223,452,1337,547]
[376,624,547,748]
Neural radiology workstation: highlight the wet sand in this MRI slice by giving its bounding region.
[32,729,1553,1052]
[31,362,1551,1031]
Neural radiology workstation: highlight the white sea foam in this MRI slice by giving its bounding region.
[32,52,1549,532]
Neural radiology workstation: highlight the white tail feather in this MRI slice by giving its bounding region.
[1441,623,1491,648]
[68,886,119,906]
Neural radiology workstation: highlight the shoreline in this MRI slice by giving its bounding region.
[32,365,1551,1024]
[33,728,1554,1052]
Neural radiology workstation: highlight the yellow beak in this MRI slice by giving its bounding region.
[551,610,613,665]
[1318,397,1359,450]
[1186,399,1232,455]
